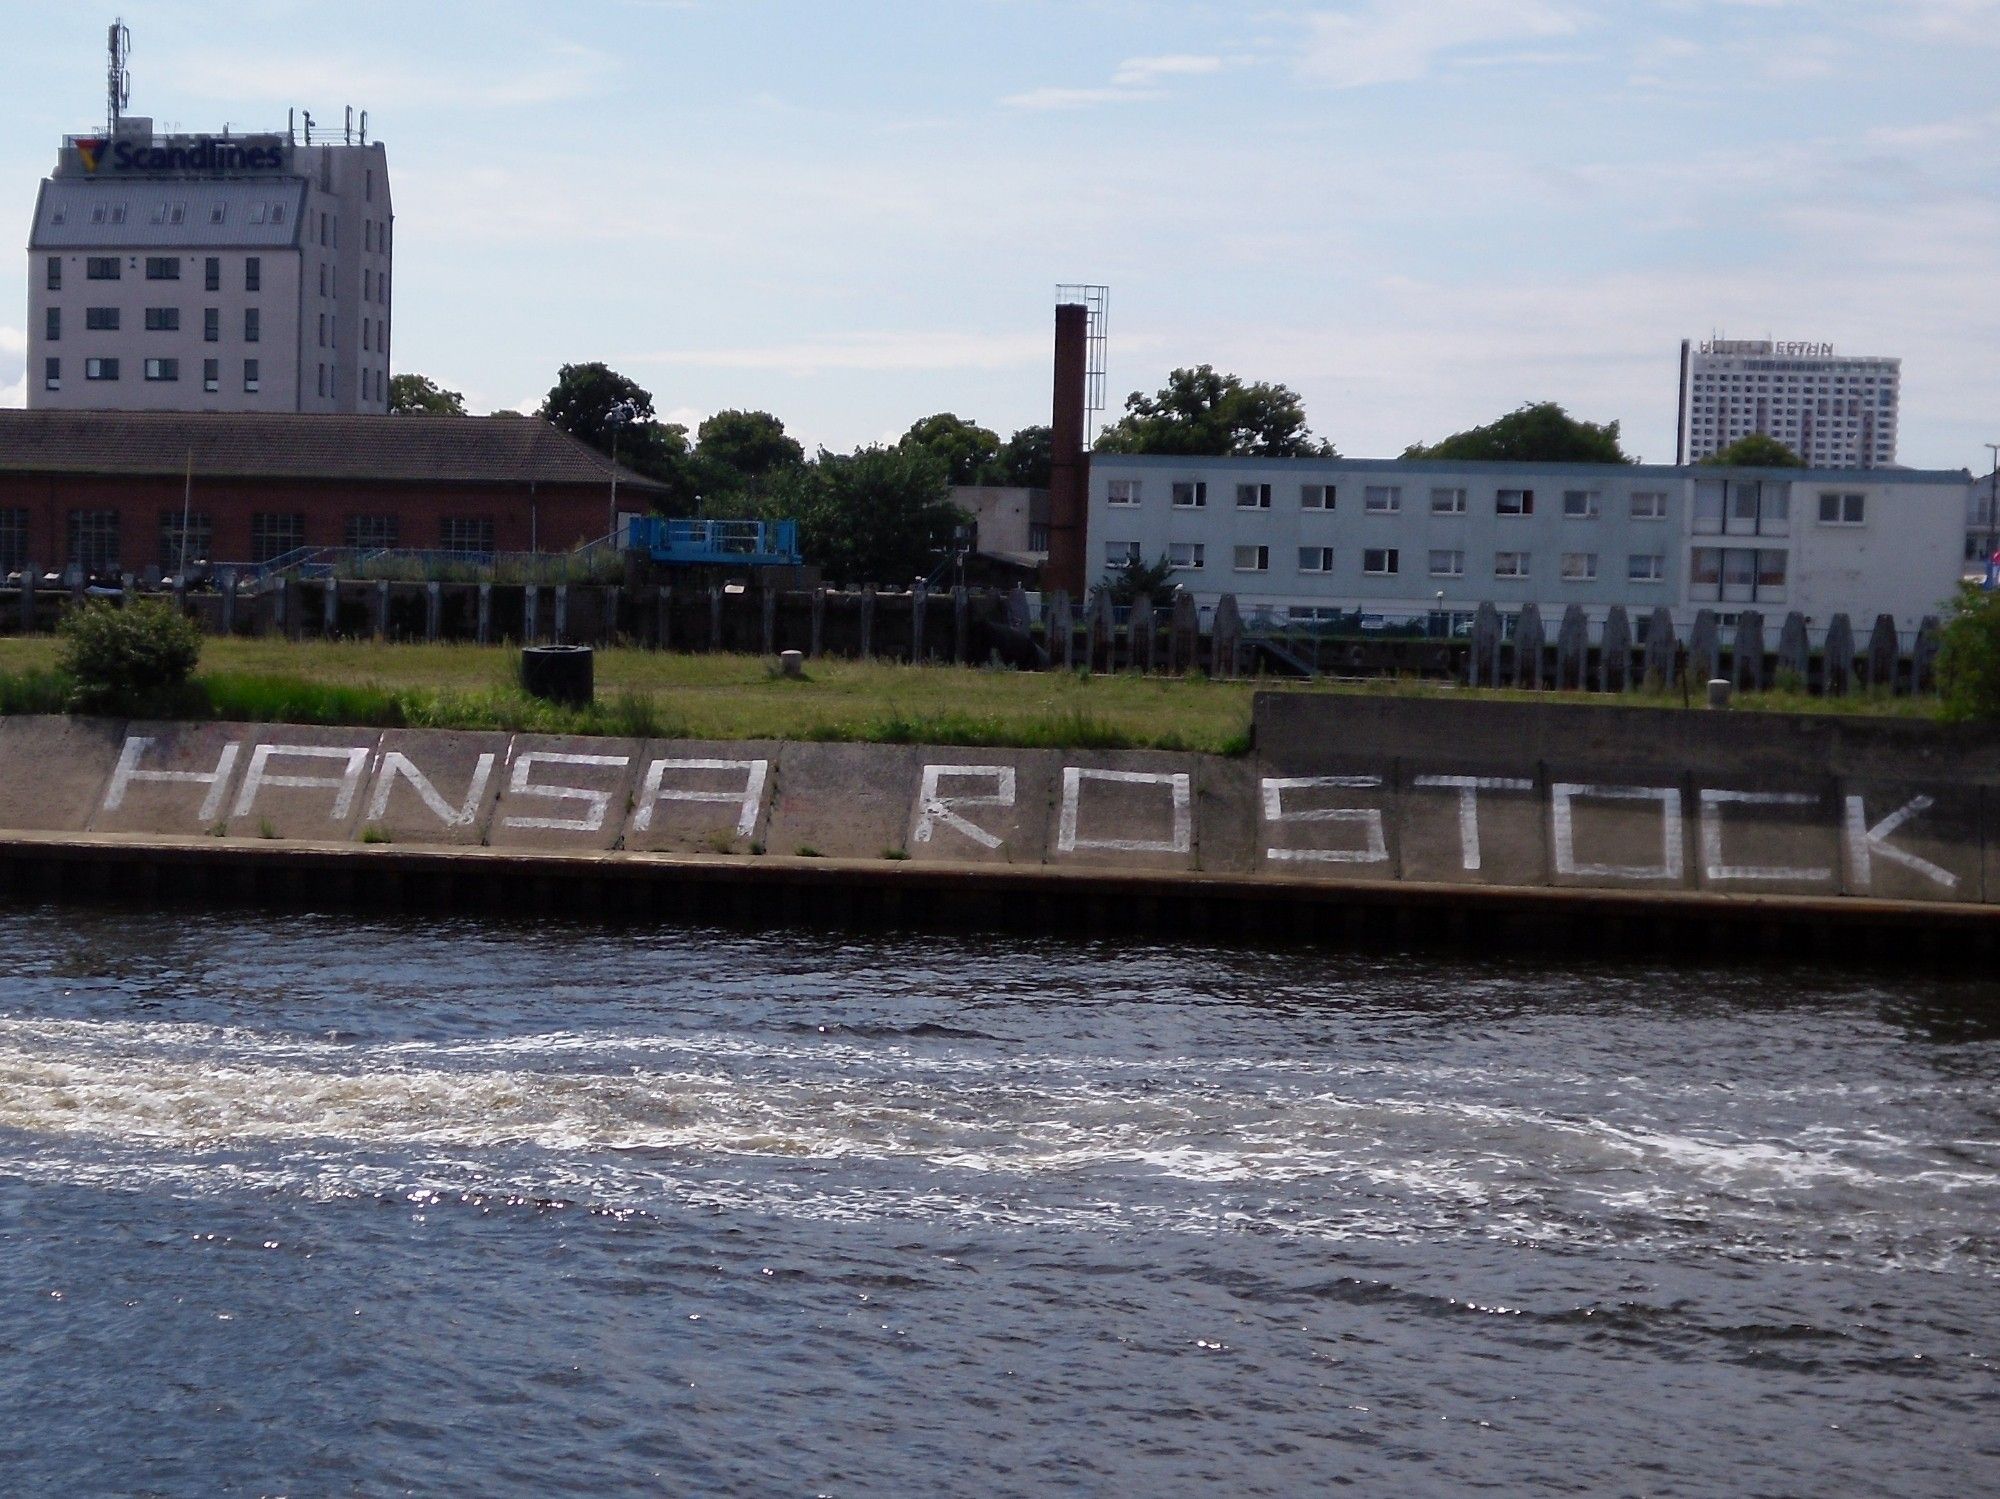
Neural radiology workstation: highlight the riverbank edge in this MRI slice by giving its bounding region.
[4,830,1995,970]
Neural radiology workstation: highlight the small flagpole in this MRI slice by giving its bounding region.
[179,449,193,579]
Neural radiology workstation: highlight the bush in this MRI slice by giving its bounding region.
[1937,583,2000,723]
[57,598,204,715]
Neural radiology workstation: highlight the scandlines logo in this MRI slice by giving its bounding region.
[74,138,108,173]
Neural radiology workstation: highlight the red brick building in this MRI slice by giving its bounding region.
[0,410,665,576]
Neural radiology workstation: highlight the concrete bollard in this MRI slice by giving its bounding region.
[1706,677,1732,709]
[780,649,804,679]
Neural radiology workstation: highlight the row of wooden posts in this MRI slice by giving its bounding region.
[0,570,1944,694]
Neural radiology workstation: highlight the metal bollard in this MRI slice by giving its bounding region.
[1706,677,1733,709]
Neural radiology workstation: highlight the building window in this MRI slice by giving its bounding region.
[1818,491,1865,525]
[1106,480,1141,507]
[86,257,120,280]
[1171,481,1207,508]
[319,265,328,298]
[1105,540,1141,567]
[144,307,181,332]
[143,358,179,382]
[1494,551,1530,578]
[245,257,261,293]
[1428,549,1464,577]
[1560,551,1597,581]
[271,203,286,226]
[43,358,60,392]
[1627,553,1665,582]
[1235,483,1272,510]
[318,312,327,347]
[209,203,225,225]
[1689,547,1788,604]
[1496,488,1534,516]
[45,307,59,341]
[46,256,61,291]
[67,510,121,572]
[318,365,328,398]
[85,307,119,331]
[1362,548,1399,575]
[1300,483,1334,510]
[441,517,497,555]
[1167,542,1206,569]
[345,515,400,551]
[1562,490,1601,519]
[1630,491,1667,520]
[1233,545,1270,572]
[145,256,180,281]
[245,308,261,343]
[1430,487,1466,515]
[1028,522,1049,552]
[159,512,213,573]
[205,257,220,291]
[364,268,372,300]
[84,357,120,381]
[0,509,27,573]
[199,358,218,392]
[1363,485,1401,514]
[1728,481,1790,536]
[243,358,260,393]
[204,308,219,343]
[1298,546,1334,573]
[249,203,267,226]
[250,513,306,564]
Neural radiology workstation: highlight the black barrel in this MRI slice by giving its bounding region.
[520,644,594,707]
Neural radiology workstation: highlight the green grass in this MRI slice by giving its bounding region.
[0,636,1942,752]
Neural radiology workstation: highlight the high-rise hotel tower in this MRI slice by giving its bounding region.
[26,30,391,415]
[1677,338,1899,469]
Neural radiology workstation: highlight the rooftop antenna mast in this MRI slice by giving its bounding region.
[106,17,131,134]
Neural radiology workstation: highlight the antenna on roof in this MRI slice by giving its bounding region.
[302,109,314,144]
[344,105,353,144]
[358,110,368,145]
[106,18,132,135]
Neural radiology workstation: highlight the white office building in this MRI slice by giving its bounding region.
[1680,339,1898,468]
[26,116,392,414]
[1089,455,1972,635]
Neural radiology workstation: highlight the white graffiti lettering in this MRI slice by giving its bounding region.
[632,757,769,839]
[231,744,372,822]
[101,735,241,822]
[1551,783,1684,881]
[1411,775,1535,871]
[1843,794,1958,891]
[1058,768,1191,855]
[1698,789,1831,883]
[1261,776,1390,865]
[501,751,630,833]
[366,749,497,829]
[915,765,1016,850]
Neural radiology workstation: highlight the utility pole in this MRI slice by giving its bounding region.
[606,400,638,544]
[1986,443,1999,581]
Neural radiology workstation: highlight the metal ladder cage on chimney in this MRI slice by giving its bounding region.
[1054,284,1109,443]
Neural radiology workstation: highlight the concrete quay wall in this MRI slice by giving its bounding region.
[0,714,1992,922]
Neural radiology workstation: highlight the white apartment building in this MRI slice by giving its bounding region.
[26,117,392,414]
[1680,339,1898,468]
[1090,455,1971,635]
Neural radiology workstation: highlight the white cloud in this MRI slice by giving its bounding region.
[1003,52,1226,109]
[0,376,23,410]
[158,43,612,110]
[0,326,24,356]
[1296,0,1580,88]
[630,331,1049,376]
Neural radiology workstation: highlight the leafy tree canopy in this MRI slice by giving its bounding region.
[538,363,697,513]
[696,409,804,492]
[1102,552,1179,605]
[388,373,466,416]
[900,412,1004,486]
[998,425,1052,489]
[758,445,965,586]
[1404,402,1632,464]
[1095,365,1334,457]
[1700,433,1805,468]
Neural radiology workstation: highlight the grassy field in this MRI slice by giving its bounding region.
[0,636,1938,752]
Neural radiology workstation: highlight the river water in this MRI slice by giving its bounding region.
[0,908,1992,1497]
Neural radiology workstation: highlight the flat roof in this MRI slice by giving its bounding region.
[1089,453,1971,484]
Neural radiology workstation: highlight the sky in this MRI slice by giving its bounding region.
[1,0,1997,471]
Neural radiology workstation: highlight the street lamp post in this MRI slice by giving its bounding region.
[606,400,638,545]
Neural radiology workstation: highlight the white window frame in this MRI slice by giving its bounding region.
[1168,542,1206,570]
[1300,483,1335,511]
[1171,481,1207,509]
[1818,491,1865,526]
[1362,547,1399,576]
[1560,551,1597,582]
[1235,483,1273,510]
[1430,487,1467,515]
[1233,544,1270,573]
[1106,479,1142,507]
[1428,549,1464,577]
[1494,551,1530,579]
[1298,546,1334,573]
[1496,489,1534,517]
[1105,540,1141,566]
[1363,485,1401,514]
[1627,553,1665,583]
[1562,490,1601,519]
[1630,491,1668,520]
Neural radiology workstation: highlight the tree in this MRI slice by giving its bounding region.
[900,412,1003,486]
[696,409,804,495]
[1938,583,2000,723]
[1102,552,1179,604]
[1701,433,1805,467]
[759,445,965,585]
[538,362,698,512]
[998,425,1052,488]
[1404,402,1632,463]
[1095,365,1333,457]
[387,373,465,416]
